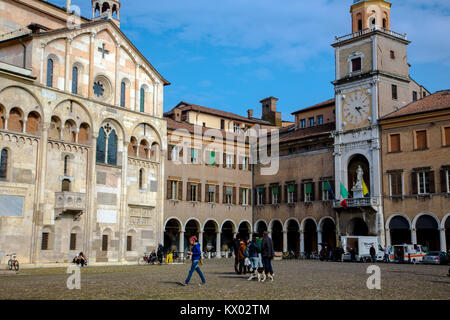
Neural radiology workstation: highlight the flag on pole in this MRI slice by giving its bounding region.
[340,183,349,207]
[323,181,335,200]
[363,180,370,198]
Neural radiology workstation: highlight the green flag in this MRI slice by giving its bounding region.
[340,182,349,199]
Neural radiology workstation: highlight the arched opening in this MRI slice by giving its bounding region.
[271,220,283,252]
[64,155,70,176]
[416,215,440,251]
[140,86,146,113]
[221,221,235,253]
[96,127,106,163]
[49,116,61,140]
[78,123,90,144]
[0,148,8,180]
[120,81,126,107]
[139,140,149,159]
[61,178,71,192]
[128,137,138,157]
[389,216,411,245]
[369,17,376,28]
[238,221,250,241]
[164,219,181,253]
[304,219,317,256]
[150,142,160,162]
[321,218,336,249]
[348,217,369,236]
[445,217,450,252]
[101,2,110,14]
[26,111,41,135]
[185,220,200,252]
[107,129,117,165]
[0,104,5,129]
[94,3,100,17]
[63,120,76,143]
[287,220,300,253]
[138,168,144,190]
[256,220,268,238]
[8,108,23,132]
[347,154,370,198]
[70,227,82,251]
[112,4,118,19]
[203,221,218,253]
[46,58,54,87]
[72,66,78,94]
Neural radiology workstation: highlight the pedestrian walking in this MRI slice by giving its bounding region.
[247,235,262,281]
[261,231,275,282]
[238,240,247,275]
[233,236,240,274]
[370,245,376,262]
[179,236,206,286]
[157,243,164,265]
[384,247,390,263]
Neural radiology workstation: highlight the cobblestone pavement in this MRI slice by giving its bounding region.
[0,259,448,300]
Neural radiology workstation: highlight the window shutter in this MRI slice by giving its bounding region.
[301,183,305,202]
[445,127,450,146]
[233,155,236,169]
[198,183,202,202]
[168,145,173,160]
[239,157,243,170]
[223,153,226,168]
[284,184,288,203]
[167,180,172,200]
[70,233,76,251]
[262,187,267,205]
[239,188,243,205]
[215,184,220,203]
[269,187,273,204]
[233,187,236,204]
[248,189,252,206]
[416,131,427,150]
[223,185,226,204]
[205,184,209,202]
[294,184,298,202]
[186,182,191,201]
[311,182,315,201]
[178,181,183,201]
[440,169,447,193]
[428,171,435,194]
[411,172,418,195]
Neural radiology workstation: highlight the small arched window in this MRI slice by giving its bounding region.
[139,168,144,190]
[64,155,70,176]
[96,127,106,164]
[47,58,54,87]
[72,66,78,94]
[96,125,118,166]
[62,179,71,192]
[0,149,8,180]
[140,87,145,113]
[120,81,126,107]
[107,129,117,166]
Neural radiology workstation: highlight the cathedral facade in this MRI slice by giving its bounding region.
[0,0,168,265]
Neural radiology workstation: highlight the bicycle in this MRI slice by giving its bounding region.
[6,253,19,271]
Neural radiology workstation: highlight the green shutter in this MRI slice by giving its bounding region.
[323,181,330,191]
[272,187,279,195]
[209,151,216,165]
[305,183,312,194]
[288,185,295,193]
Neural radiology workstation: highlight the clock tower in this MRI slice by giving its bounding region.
[332,0,413,246]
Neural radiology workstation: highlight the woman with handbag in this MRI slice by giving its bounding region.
[179,236,206,286]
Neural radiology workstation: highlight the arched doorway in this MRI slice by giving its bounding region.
[271,220,283,252]
[321,218,336,248]
[416,215,440,251]
[221,221,235,253]
[348,218,369,236]
[256,220,268,238]
[164,219,181,252]
[203,220,218,253]
[304,219,317,255]
[347,154,370,198]
[389,216,411,245]
[185,219,201,252]
[238,221,250,241]
[286,220,300,252]
[446,217,450,252]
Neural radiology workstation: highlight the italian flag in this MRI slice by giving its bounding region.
[340,183,349,207]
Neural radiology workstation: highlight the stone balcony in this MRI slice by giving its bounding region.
[333,197,380,209]
[54,192,86,220]
[334,26,407,44]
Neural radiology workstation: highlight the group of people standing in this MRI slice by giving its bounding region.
[234,231,275,282]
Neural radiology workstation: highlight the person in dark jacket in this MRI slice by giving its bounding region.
[247,236,262,281]
[157,243,164,265]
[370,245,377,262]
[238,240,247,275]
[233,236,240,274]
[261,231,275,282]
[180,236,206,286]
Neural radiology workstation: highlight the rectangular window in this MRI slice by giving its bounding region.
[225,154,233,168]
[317,115,323,125]
[220,119,225,130]
[70,233,77,251]
[352,57,362,72]
[127,236,132,252]
[190,184,198,202]
[241,188,248,205]
[171,145,179,161]
[412,91,418,102]
[209,151,216,166]
[322,181,331,201]
[191,148,199,164]
[102,235,108,251]
[304,182,312,202]
[415,130,427,150]
[389,172,403,196]
[41,233,49,250]
[392,84,398,100]
[208,185,215,203]
[417,171,430,195]
[390,50,395,59]
[271,186,279,204]
[241,156,248,170]
[299,119,306,128]
[446,170,450,193]
[257,188,264,205]
[308,117,315,127]
[233,123,240,133]
[444,127,450,146]
[225,186,233,204]
[171,181,178,200]
[389,134,401,152]
[287,184,295,204]
[358,19,362,31]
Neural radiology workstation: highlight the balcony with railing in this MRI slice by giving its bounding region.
[334,26,407,44]
[333,197,380,209]
[54,192,86,220]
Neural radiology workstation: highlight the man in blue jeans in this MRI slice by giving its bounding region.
[180,236,206,286]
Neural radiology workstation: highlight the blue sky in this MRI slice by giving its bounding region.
[56,0,450,122]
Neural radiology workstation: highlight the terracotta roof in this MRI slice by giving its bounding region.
[166,117,234,137]
[382,90,450,120]
[291,98,335,115]
[279,122,335,143]
[165,102,272,125]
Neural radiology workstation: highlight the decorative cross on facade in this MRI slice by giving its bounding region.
[98,43,110,59]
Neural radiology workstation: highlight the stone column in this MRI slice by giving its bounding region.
[439,228,446,252]
[85,133,98,261]
[232,232,236,257]
[198,231,203,252]
[118,141,128,263]
[179,231,185,259]
[411,229,417,244]
[22,116,27,133]
[64,37,72,92]
[114,44,121,106]
[135,64,140,111]
[317,230,322,252]
[300,231,305,254]
[88,33,96,99]
[216,232,221,259]
[385,229,391,247]
[282,231,288,253]
[40,43,46,85]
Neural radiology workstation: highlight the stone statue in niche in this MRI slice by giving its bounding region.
[352,165,364,198]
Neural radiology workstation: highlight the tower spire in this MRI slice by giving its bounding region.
[92,0,121,27]
[350,0,391,33]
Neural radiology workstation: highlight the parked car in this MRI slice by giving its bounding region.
[422,252,449,265]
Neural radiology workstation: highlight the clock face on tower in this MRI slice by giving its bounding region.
[343,91,370,125]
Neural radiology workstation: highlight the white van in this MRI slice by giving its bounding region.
[341,236,384,262]
[388,244,427,264]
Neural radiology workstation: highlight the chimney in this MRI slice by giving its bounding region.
[247,109,253,119]
[260,97,282,127]
[66,0,71,13]
[174,108,182,122]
